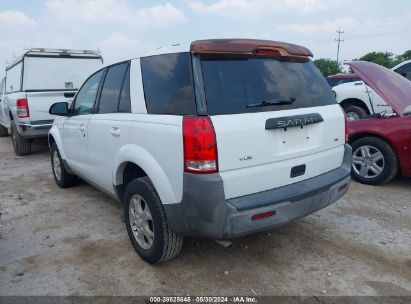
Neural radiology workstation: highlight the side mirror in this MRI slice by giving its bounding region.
[49,102,70,116]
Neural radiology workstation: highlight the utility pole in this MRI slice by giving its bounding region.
[335,29,344,64]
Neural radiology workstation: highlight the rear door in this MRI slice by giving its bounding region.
[87,62,131,193]
[63,69,104,176]
[199,55,346,199]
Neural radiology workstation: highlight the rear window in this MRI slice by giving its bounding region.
[23,56,102,91]
[200,56,336,115]
[141,53,196,115]
[327,77,361,87]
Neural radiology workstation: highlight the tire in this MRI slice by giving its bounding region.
[0,124,8,137]
[124,177,183,264]
[344,105,367,121]
[351,137,398,185]
[50,143,77,188]
[11,122,31,156]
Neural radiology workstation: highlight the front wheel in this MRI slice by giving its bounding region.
[344,105,367,121]
[124,177,183,264]
[351,137,398,185]
[50,143,77,188]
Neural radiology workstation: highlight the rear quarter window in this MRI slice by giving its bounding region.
[98,62,129,114]
[140,53,196,115]
[118,65,131,113]
[201,56,336,115]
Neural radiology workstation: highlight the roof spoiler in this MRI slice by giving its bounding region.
[190,39,313,57]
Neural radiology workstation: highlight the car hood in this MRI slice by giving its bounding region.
[346,61,411,116]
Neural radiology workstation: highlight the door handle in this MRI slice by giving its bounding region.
[110,127,120,137]
[79,124,86,132]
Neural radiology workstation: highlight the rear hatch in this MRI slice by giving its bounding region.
[199,54,345,199]
[22,55,102,122]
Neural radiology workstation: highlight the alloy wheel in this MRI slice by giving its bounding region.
[346,112,360,121]
[129,194,154,250]
[352,145,385,179]
[52,150,62,181]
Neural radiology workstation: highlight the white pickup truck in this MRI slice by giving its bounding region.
[331,60,411,120]
[48,39,351,263]
[333,80,393,120]
[0,48,103,155]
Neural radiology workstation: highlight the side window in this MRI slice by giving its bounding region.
[402,63,411,72]
[141,53,196,115]
[73,70,103,116]
[395,63,411,80]
[118,65,131,113]
[401,63,411,81]
[97,63,128,114]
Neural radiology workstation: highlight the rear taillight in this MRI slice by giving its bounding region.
[17,98,29,118]
[183,116,218,174]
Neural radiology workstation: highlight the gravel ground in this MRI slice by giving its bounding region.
[0,136,410,296]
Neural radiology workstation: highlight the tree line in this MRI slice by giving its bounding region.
[314,50,411,77]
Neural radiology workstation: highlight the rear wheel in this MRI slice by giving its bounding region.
[0,124,8,137]
[344,105,367,121]
[124,177,183,264]
[11,122,31,156]
[50,143,77,188]
[351,137,398,185]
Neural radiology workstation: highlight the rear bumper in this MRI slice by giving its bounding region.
[17,120,53,138]
[164,144,352,239]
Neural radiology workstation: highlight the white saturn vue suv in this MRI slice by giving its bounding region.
[48,39,352,264]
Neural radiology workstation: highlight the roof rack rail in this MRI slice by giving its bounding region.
[6,48,103,70]
[24,48,101,56]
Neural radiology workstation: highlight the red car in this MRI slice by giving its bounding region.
[347,61,411,185]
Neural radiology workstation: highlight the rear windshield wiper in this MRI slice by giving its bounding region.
[246,97,296,108]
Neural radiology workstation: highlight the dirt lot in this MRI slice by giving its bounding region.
[0,136,410,296]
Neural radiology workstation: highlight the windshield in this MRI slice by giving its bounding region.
[23,56,102,91]
[200,56,336,115]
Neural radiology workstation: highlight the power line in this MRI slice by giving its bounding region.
[335,29,344,64]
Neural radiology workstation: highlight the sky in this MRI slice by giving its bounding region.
[0,0,410,74]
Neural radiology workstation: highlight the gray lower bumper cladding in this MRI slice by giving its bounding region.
[164,144,352,239]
